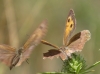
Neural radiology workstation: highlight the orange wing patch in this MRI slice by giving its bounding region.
[63,9,76,46]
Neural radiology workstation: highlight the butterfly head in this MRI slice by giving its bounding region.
[18,47,24,55]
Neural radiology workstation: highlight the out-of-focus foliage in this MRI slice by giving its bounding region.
[0,0,100,74]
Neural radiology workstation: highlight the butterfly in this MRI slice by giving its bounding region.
[0,20,47,70]
[41,9,91,60]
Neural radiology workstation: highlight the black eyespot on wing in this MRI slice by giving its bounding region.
[68,19,70,22]
[70,24,73,28]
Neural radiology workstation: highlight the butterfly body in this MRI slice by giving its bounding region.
[10,53,20,70]
[10,47,23,69]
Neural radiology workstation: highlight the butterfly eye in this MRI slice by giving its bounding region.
[68,19,70,22]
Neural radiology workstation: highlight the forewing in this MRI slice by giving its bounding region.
[63,9,76,46]
[16,20,48,66]
[66,30,91,53]
[0,44,16,67]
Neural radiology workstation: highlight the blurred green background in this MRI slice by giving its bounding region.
[0,0,100,74]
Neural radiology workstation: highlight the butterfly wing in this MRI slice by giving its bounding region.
[0,44,16,67]
[16,20,48,66]
[43,49,69,60]
[43,49,61,59]
[41,40,61,59]
[67,30,91,51]
[41,40,59,49]
[61,30,91,60]
[63,9,76,46]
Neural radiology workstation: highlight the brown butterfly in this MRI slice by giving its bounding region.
[41,9,91,60]
[0,20,47,70]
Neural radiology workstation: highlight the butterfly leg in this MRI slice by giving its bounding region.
[26,59,29,64]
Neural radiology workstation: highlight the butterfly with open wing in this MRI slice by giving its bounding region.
[41,9,91,60]
[0,20,47,70]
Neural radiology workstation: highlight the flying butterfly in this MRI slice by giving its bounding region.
[41,9,91,60]
[0,20,47,70]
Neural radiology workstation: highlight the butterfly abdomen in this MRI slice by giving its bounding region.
[10,54,20,70]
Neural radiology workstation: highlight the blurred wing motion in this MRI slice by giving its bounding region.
[63,9,76,46]
[0,44,16,67]
[16,20,48,66]
[43,30,91,60]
